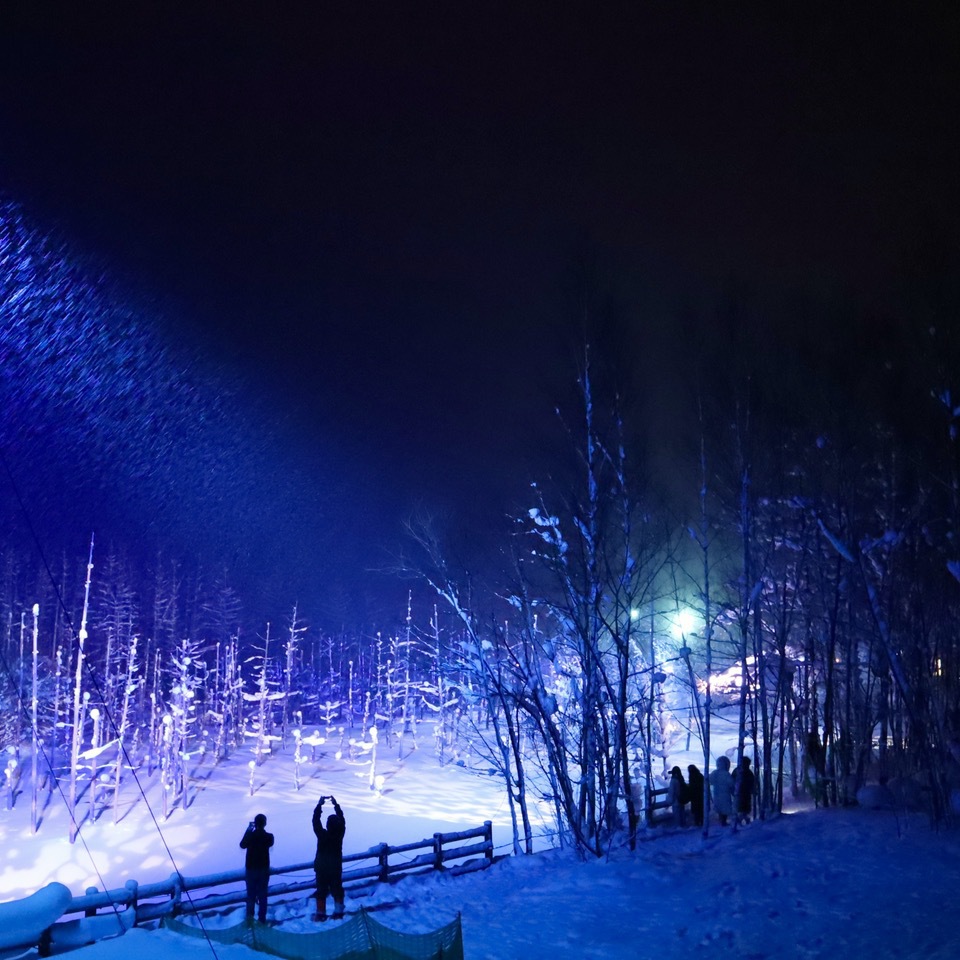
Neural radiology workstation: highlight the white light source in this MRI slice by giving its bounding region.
[672,608,698,638]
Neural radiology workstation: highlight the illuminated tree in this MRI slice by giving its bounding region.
[244,625,284,766]
[280,603,307,746]
[111,633,140,823]
[30,602,40,831]
[405,524,537,856]
[68,538,95,844]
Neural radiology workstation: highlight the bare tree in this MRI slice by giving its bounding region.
[68,536,94,845]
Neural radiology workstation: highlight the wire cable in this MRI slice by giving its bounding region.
[0,644,118,907]
[0,448,222,959]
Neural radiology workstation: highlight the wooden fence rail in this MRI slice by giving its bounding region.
[645,787,672,826]
[63,821,494,925]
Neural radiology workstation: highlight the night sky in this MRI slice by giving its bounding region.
[1,4,958,627]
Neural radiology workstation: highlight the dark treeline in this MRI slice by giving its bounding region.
[408,309,960,856]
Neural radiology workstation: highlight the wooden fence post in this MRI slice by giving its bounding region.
[84,887,98,918]
[483,821,493,862]
[378,843,390,882]
[433,833,443,870]
[125,880,138,924]
[169,872,182,916]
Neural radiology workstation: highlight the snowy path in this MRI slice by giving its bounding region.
[156,806,959,960]
[370,807,960,960]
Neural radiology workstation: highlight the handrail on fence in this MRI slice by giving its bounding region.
[61,820,494,926]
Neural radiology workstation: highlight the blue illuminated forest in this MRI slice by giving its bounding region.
[3,198,960,859]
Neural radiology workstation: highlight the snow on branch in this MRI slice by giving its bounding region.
[817,518,855,562]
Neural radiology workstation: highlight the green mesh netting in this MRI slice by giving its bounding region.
[162,908,463,960]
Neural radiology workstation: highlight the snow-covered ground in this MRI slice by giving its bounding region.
[0,731,527,897]
[3,732,960,959]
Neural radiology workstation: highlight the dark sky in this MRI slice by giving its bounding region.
[1,4,959,625]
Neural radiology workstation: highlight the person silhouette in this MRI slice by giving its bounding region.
[312,795,346,920]
[687,764,705,827]
[667,766,688,827]
[239,813,274,924]
[736,756,756,825]
[709,756,735,826]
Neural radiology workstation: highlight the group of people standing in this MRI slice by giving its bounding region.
[666,755,756,828]
[238,759,755,925]
[239,794,346,925]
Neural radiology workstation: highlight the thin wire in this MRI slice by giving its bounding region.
[0,645,117,905]
[0,449,221,959]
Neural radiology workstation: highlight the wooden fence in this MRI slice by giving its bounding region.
[645,787,672,825]
[63,821,494,924]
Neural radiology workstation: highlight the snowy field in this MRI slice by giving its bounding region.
[0,731,528,898]
[3,733,960,959]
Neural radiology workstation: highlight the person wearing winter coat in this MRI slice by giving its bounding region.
[239,813,274,923]
[667,766,688,827]
[312,795,346,921]
[736,756,757,825]
[687,764,705,827]
[709,755,735,826]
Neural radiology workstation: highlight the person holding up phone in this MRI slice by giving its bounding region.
[312,795,346,921]
[240,813,274,924]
